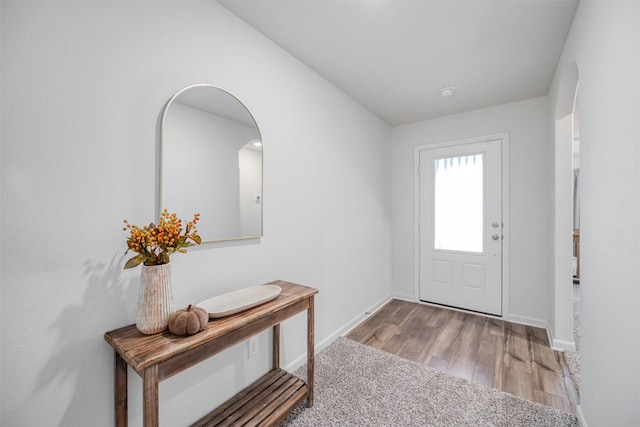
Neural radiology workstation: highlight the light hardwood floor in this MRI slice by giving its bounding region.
[346,299,580,415]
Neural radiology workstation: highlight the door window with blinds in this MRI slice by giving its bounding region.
[433,153,484,253]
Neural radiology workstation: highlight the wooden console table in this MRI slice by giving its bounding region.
[104,281,318,427]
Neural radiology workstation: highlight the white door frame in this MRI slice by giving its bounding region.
[414,133,510,317]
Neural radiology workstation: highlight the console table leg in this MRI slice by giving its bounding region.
[142,365,159,427]
[114,352,128,427]
[307,296,315,407]
[273,324,280,370]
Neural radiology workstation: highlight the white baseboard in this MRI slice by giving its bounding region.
[284,293,393,372]
[392,292,415,302]
[576,405,587,426]
[545,319,577,352]
[338,293,393,338]
[506,313,548,329]
[551,338,577,352]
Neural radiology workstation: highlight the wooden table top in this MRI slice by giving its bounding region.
[104,280,318,373]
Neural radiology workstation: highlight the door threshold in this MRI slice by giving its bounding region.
[418,299,502,319]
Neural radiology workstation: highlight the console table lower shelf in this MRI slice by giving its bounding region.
[104,281,318,427]
[192,369,307,426]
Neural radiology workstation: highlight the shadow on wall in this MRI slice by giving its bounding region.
[4,254,267,426]
[5,255,137,425]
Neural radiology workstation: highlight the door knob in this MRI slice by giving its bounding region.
[492,221,500,228]
[492,234,500,240]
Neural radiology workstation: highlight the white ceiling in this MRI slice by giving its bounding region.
[218,0,579,126]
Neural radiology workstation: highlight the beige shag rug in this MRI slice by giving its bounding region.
[564,351,580,394]
[282,337,577,427]
[565,283,581,394]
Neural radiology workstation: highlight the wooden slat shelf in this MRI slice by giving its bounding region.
[191,369,307,427]
[104,280,317,427]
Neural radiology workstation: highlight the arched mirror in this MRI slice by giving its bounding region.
[159,84,263,242]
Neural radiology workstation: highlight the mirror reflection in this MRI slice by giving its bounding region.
[160,84,262,242]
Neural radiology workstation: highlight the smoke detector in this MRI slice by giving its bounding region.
[440,86,456,98]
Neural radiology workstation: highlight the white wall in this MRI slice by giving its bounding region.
[391,97,552,325]
[548,1,640,425]
[0,2,392,426]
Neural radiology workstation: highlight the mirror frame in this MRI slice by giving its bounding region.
[158,84,263,243]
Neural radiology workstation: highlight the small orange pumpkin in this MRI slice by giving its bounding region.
[167,304,209,336]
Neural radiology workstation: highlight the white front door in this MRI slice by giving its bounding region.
[418,138,503,316]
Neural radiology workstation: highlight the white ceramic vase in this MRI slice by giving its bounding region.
[136,263,175,334]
